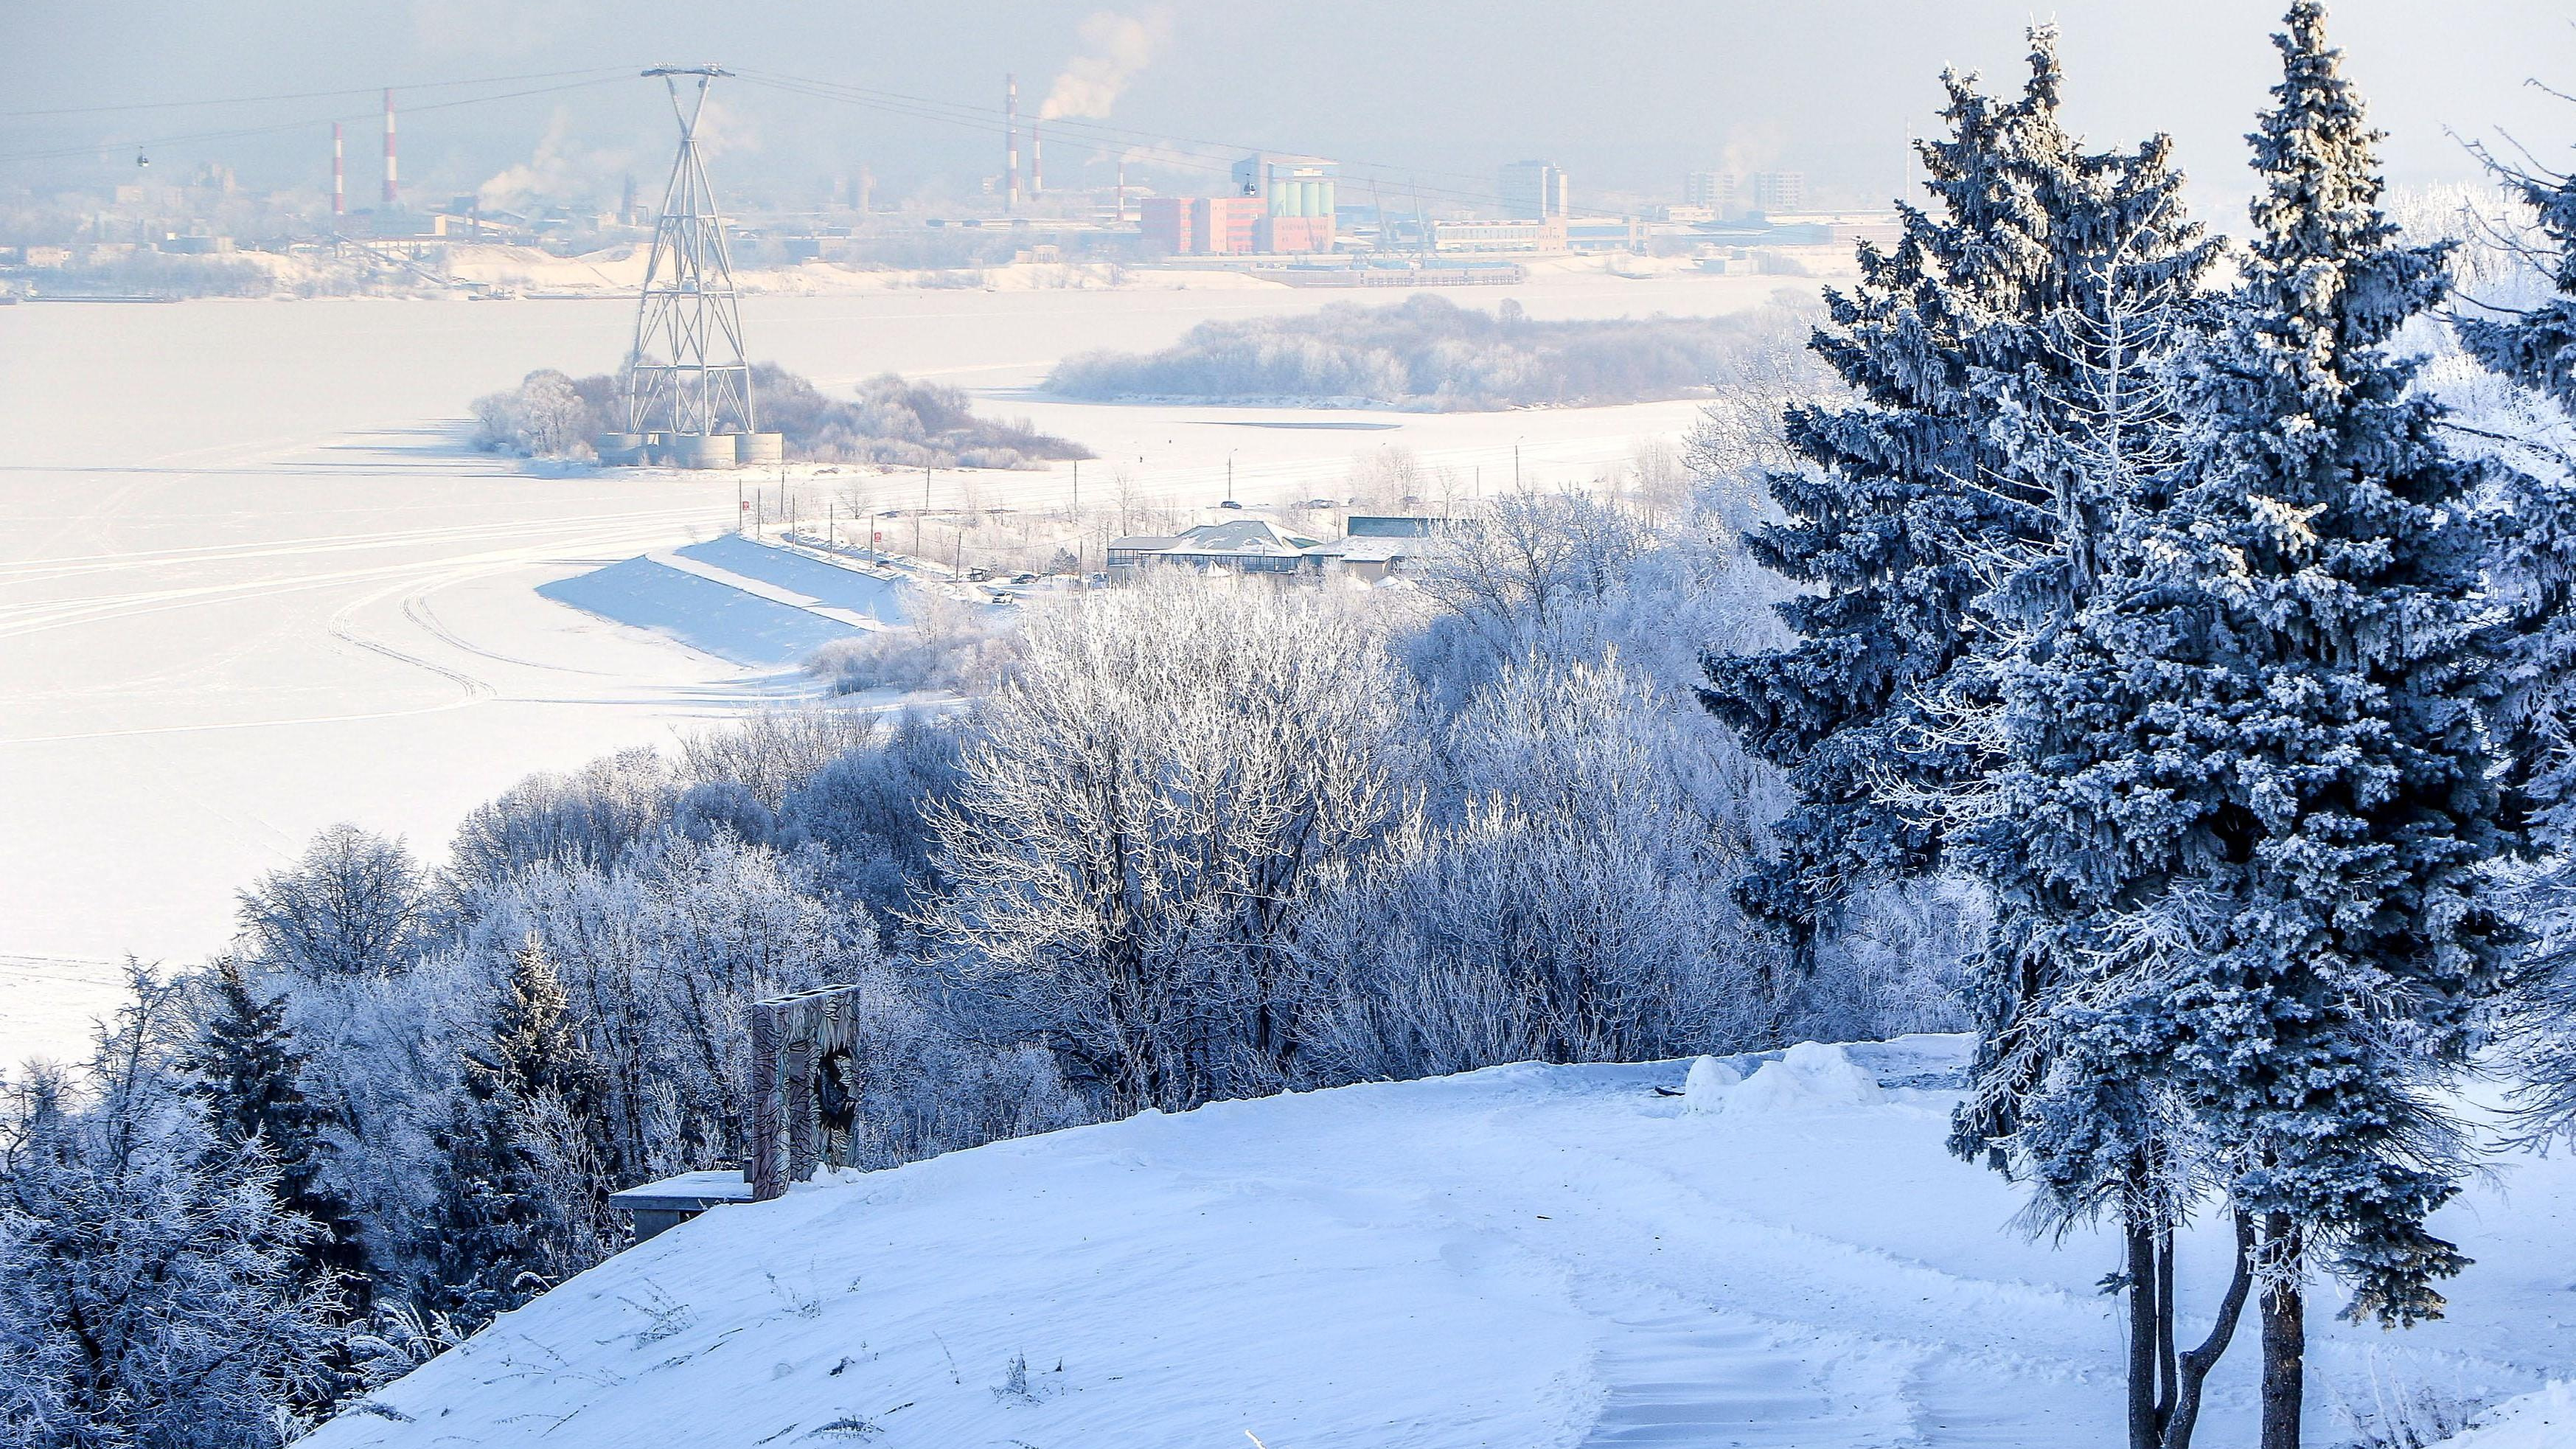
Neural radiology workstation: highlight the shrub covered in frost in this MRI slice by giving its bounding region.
[1045,291,1824,410]
[469,364,1089,468]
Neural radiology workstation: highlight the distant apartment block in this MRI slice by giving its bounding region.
[1500,160,1571,220]
[1683,170,1803,219]
[1682,170,1735,214]
[1748,170,1806,215]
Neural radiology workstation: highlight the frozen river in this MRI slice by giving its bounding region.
[0,268,1820,1061]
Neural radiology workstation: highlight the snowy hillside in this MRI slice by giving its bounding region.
[308,1038,2576,1449]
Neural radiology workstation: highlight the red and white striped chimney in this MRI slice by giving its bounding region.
[381,88,398,206]
[1031,120,1043,198]
[1005,74,1019,211]
[332,121,344,215]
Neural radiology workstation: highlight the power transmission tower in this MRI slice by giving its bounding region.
[626,66,753,439]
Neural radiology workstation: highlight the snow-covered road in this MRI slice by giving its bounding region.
[304,1039,2576,1449]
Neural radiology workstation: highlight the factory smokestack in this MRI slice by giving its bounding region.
[1031,120,1043,198]
[1115,156,1126,223]
[381,89,397,206]
[1005,74,1020,211]
[332,122,344,215]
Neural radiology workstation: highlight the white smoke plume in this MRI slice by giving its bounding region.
[477,108,629,212]
[1719,123,1785,181]
[1040,7,1173,121]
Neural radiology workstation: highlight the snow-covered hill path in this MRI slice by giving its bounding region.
[309,1038,2576,1449]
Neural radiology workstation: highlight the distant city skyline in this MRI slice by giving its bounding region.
[10,1,2575,220]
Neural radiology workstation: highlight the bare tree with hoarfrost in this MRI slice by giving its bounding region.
[237,824,425,980]
[1299,649,1779,1079]
[1410,488,1652,676]
[923,576,1410,1111]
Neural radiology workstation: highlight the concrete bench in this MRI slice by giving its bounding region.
[610,1170,755,1243]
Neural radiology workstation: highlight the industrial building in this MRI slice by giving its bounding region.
[1141,153,1340,256]
[1432,218,1568,254]
[1234,153,1338,254]
[1140,195,1264,254]
[1499,161,1571,220]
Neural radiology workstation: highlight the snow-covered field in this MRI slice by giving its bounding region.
[304,1038,2576,1449]
[0,269,1821,1054]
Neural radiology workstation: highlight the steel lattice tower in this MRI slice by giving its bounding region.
[626,66,753,438]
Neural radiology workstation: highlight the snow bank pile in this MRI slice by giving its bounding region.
[2447,1380,2576,1448]
[1682,1052,1743,1113]
[1725,1040,1886,1116]
[307,1037,2576,1449]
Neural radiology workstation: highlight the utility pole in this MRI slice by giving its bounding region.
[1226,453,1234,506]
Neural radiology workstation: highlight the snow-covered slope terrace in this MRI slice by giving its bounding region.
[309,1037,2576,1448]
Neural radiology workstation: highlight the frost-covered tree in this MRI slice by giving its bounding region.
[422,935,617,1324]
[1298,650,1776,1078]
[237,823,425,979]
[2448,113,2576,1147]
[1928,58,2224,1449]
[924,577,1408,1111]
[0,972,341,1447]
[1702,29,2198,953]
[1957,10,2507,1448]
[183,958,370,1315]
[441,748,680,897]
[465,833,858,1182]
[470,368,596,458]
[1947,211,2230,1449]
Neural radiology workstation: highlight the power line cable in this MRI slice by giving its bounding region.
[0,66,644,119]
[0,76,636,166]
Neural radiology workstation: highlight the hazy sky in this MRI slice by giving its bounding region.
[11,1,2576,220]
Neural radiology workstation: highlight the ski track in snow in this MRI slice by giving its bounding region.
[302,1040,2576,1449]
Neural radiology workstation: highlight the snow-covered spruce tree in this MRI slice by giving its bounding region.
[421,934,619,1327]
[2451,130,2576,1144]
[1943,119,2224,1449]
[1701,29,2192,961]
[184,958,372,1316]
[0,971,341,1447]
[1971,9,2507,1448]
